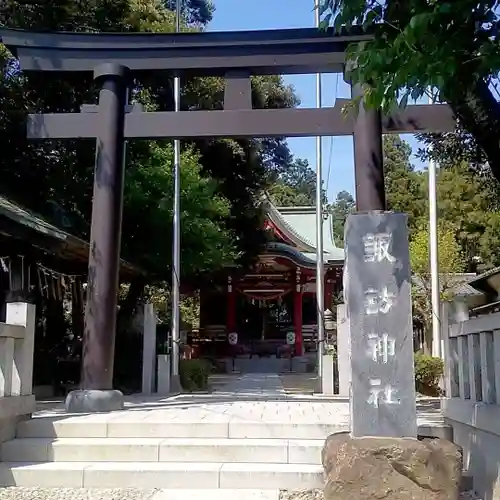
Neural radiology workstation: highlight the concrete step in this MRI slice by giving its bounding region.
[0,461,323,489]
[16,417,349,440]
[0,437,323,464]
[16,415,450,440]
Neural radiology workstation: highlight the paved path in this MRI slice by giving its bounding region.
[213,373,286,396]
[32,374,444,431]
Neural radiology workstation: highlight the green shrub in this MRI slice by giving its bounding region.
[414,352,444,396]
[179,359,210,392]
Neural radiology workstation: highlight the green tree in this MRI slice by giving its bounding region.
[416,129,500,223]
[268,183,313,207]
[123,142,236,278]
[269,158,327,207]
[165,0,214,26]
[383,135,425,230]
[433,163,500,271]
[319,0,500,182]
[417,129,489,173]
[410,225,465,353]
[330,135,421,243]
[331,190,355,243]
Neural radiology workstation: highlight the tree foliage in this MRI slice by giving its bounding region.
[410,224,465,352]
[319,0,500,183]
[123,142,236,276]
[331,190,355,243]
[410,226,465,288]
[268,158,326,207]
[436,163,500,271]
[383,135,425,230]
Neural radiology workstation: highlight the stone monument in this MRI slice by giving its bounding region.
[345,212,417,438]
[322,212,462,500]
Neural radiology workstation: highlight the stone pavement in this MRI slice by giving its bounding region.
[211,373,286,396]
[28,373,445,439]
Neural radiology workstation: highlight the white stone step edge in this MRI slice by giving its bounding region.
[1,437,324,465]
[0,461,324,490]
[16,417,449,439]
[16,419,350,439]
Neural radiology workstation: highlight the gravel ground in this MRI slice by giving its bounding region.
[0,488,482,500]
[279,490,323,500]
[279,489,482,500]
[0,488,158,500]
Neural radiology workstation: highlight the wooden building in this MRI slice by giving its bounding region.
[0,194,144,394]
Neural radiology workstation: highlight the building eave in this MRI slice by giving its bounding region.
[265,200,317,252]
[265,242,344,269]
[0,195,145,278]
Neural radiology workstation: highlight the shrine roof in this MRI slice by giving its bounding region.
[265,200,344,264]
[0,195,144,278]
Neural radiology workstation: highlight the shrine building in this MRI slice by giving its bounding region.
[198,198,344,357]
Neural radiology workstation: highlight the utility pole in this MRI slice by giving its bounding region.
[428,90,441,358]
[170,0,182,390]
[315,0,325,392]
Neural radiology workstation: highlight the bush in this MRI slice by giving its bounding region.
[414,352,444,396]
[179,359,210,392]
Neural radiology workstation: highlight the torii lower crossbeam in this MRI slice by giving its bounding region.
[28,102,455,139]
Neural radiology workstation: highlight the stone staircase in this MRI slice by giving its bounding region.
[0,408,344,489]
[0,395,459,491]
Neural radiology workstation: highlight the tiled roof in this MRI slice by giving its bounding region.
[0,195,143,277]
[454,283,484,297]
[265,200,344,264]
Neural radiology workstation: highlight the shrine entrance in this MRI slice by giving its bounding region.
[238,296,293,342]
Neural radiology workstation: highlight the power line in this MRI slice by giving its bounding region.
[325,73,340,201]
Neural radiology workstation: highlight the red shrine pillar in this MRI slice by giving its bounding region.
[324,277,333,310]
[294,268,303,356]
[226,276,236,333]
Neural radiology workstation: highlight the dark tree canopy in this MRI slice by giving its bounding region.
[268,158,328,208]
[331,190,355,243]
[165,0,214,26]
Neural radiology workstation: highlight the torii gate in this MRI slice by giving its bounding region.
[0,26,455,412]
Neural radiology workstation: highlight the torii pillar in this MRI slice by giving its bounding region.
[351,83,386,211]
[65,63,130,413]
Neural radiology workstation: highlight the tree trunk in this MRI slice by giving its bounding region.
[117,276,147,334]
[422,320,432,356]
[446,80,500,182]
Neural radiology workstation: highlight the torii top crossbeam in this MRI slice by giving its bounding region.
[0,27,455,139]
[0,26,368,75]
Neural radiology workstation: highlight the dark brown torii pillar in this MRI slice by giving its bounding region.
[351,84,386,212]
[66,63,130,412]
[82,64,129,390]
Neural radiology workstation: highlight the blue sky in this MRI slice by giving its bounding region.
[208,0,426,203]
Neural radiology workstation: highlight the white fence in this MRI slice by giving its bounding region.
[443,303,500,500]
[0,302,36,443]
[445,309,500,403]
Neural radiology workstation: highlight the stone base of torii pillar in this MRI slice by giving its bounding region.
[65,389,124,413]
